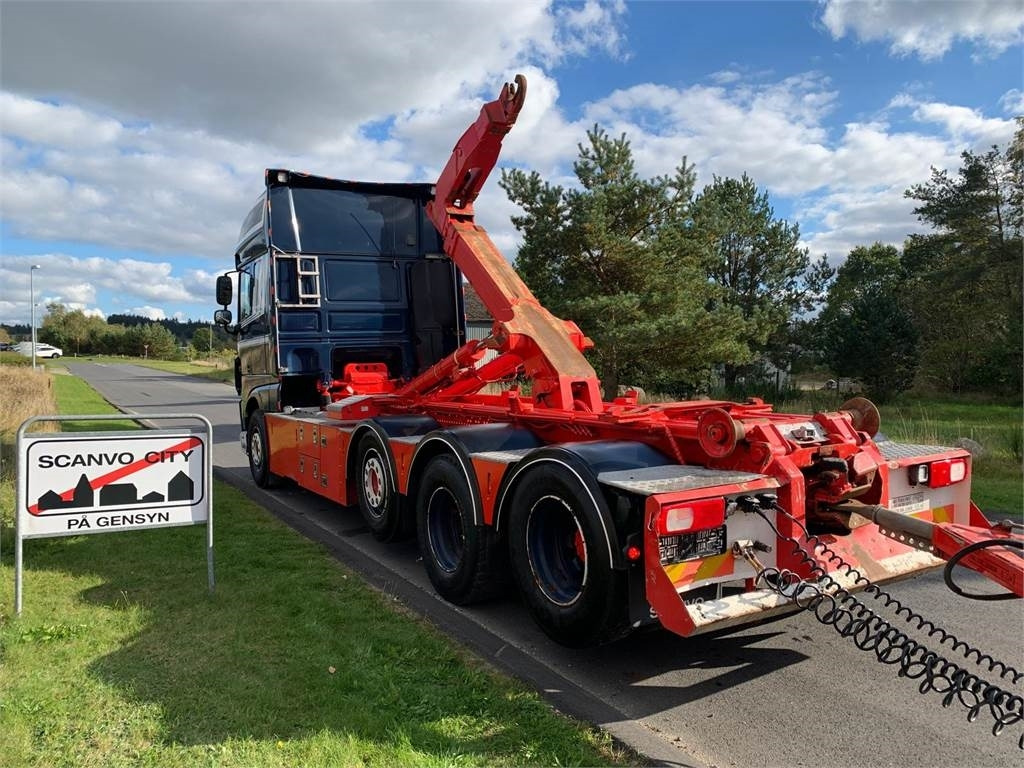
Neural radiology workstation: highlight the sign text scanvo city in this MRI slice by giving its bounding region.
[20,431,208,538]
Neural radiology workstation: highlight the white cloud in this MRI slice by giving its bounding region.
[555,0,629,59]
[0,92,123,148]
[888,93,1018,148]
[820,0,1024,60]
[128,306,167,321]
[1000,88,1024,115]
[0,252,209,324]
[533,76,1016,263]
[0,1,625,151]
[709,69,744,85]
[0,2,1018,325]
[565,73,838,197]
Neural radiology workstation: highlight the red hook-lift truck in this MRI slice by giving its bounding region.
[215,75,1022,651]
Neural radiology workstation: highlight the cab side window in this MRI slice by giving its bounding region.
[238,253,270,333]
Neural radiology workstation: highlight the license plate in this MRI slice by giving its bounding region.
[659,525,727,564]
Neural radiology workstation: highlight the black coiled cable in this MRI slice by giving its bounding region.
[751,504,1024,749]
[944,538,1024,601]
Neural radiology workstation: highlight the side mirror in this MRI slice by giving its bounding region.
[213,308,233,327]
[216,274,233,306]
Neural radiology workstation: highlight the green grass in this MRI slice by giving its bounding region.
[1,484,625,768]
[0,351,31,367]
[0,372,631,767]
[880,395,1023,516]
[50,374,140,432]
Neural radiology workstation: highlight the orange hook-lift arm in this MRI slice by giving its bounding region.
[424,75,604,412]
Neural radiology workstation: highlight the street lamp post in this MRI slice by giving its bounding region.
[29,264,41,370]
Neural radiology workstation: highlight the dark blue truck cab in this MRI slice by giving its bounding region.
[216,169,466,433]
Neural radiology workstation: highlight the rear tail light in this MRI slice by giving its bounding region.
[657,498,725,535]
[909,458,968,488]
[928,458,967,488]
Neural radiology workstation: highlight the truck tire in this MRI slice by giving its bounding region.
[507,464,627,647]
[416,453,499,605]
[355,432,407,541]
[247,410,282,488]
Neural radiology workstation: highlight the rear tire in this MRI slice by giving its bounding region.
[355,433,408,541]
[416,453,500,605]
[507,464,627,647]
[247,410,281,488]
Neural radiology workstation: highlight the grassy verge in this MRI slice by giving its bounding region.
[0,373,631,767]
[60,354,234,385]
[880,395,1022,516]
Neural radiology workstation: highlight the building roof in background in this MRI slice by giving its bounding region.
[463,283,491,323]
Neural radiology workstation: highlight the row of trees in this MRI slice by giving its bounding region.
[5,307,234,360]
[501,121,1022,402]
[817,125,1022,400]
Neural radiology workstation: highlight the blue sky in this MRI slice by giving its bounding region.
[1,0,1021,326]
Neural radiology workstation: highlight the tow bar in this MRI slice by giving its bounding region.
[733,495,1024,749]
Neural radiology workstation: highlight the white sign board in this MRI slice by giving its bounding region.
[19,430,208,539]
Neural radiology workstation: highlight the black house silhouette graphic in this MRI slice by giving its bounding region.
[37,469,196,512]
[168,471,193,501]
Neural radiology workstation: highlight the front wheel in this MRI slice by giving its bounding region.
[355,432,408,541]
[507,464,627,647]
[247,410,281,488]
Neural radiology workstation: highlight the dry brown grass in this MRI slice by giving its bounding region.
[0,364,57,437]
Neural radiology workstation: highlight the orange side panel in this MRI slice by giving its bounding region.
[266,415,300,480]
[299,421,321,459]
[319,425,354,506]
[470,457,512,526]
[296,456,321,495]
[391,441,417,496]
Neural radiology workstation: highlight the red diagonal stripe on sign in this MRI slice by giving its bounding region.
[28,436,202,515]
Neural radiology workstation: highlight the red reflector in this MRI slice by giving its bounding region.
[929,458,967,488]
[658,498,725,535]
[626,545,642,561]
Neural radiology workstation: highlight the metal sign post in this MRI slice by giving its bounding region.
[14,413,214,615]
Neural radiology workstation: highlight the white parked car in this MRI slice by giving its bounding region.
[19,342,63,359]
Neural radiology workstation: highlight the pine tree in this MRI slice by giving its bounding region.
[500,127,747,398]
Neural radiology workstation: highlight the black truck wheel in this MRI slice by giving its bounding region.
[416,453,499,605]
[247,410,281,488]
[507,463,627,647]
[355,432,407,541]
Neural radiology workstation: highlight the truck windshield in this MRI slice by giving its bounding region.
[270,187,419,256]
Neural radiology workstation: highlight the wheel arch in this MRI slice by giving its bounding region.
[347,415,440,504]
[408,433,483,526]
[494,441,671,570]
[242,383,279,428]
[407,423,542,527]
[347,421,399,502]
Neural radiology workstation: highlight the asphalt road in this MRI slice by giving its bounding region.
[69,361,1024,768]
